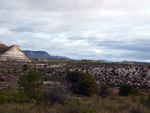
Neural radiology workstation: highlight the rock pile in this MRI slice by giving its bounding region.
[41,65,150,88]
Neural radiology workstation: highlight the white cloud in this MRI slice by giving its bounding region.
[0,0,150,61]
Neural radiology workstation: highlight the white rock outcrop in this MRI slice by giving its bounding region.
[0,41,3,44]
[0,45,31,62]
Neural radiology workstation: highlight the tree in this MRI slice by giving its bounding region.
[66,71,80,83]
[18,68,43,100]
[66,71,97,96]
[119,84,133,96]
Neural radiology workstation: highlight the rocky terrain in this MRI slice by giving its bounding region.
[0,41,150,89]
[38,65,150,88]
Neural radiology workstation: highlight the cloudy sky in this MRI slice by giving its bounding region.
[0,0,150,61]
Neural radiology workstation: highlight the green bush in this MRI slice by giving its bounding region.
[23,64,28,72]
[140,97,147,105]
[140,94,150,107]
[66,71,81,83]
[13,91,29,103]
[64,99,82,113]
[119,84,134,96]
[66,71,97,96]
[82,107,96,113]
[128,88,142,96]
[0,91,12,104]
[18,68,43,100]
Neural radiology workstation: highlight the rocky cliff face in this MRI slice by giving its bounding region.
[0,42,31,62]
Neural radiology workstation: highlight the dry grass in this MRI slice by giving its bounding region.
[0,104,37,113]
[0,95,150,113]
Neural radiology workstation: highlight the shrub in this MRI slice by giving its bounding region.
[0,91,12,104]
[119,84,134,96]
[18,68,43,100]
[13,91,29,103]
[140,97,147,105]
[82,106,96,113]
[66,71,81,83]
[23,64,28,72]
[140,94,150,107]
[130,107,144,113]
[43,85,70,105]
[66,72,98,96]
[129,88,142,96]
[99,85,109,98]
[64,99,82,113]
[147,94,150,103]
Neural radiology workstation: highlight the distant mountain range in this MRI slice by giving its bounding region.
[122,60,150,65]
[1,41,149,64]
[23,50,70,60]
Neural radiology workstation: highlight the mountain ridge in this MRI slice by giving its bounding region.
[23,50,70,60]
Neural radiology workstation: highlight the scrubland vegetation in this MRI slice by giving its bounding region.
[0,68,150,113]
[0,92,150,113]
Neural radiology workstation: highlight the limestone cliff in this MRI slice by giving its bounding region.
[0,42,31,62]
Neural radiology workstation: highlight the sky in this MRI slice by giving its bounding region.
[0,0,150,61]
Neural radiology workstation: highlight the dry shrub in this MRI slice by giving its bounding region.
[43,84,71,105]
[130,107,145,113]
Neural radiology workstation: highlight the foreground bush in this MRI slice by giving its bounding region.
[43,85,71,105]
[119,84,142,97]
[99,85,110,98]
[130,107,145,113]
[18,68,43,100]
[128,88,142,96]
[13,91,29,103]
[119,84,134,96]
[66,71,97,96]
[140,94,150,107]
[0,92,12,104]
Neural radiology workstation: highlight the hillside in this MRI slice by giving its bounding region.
[0,42,31,62]
[23,50,70,59]
[0,42,9,54]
